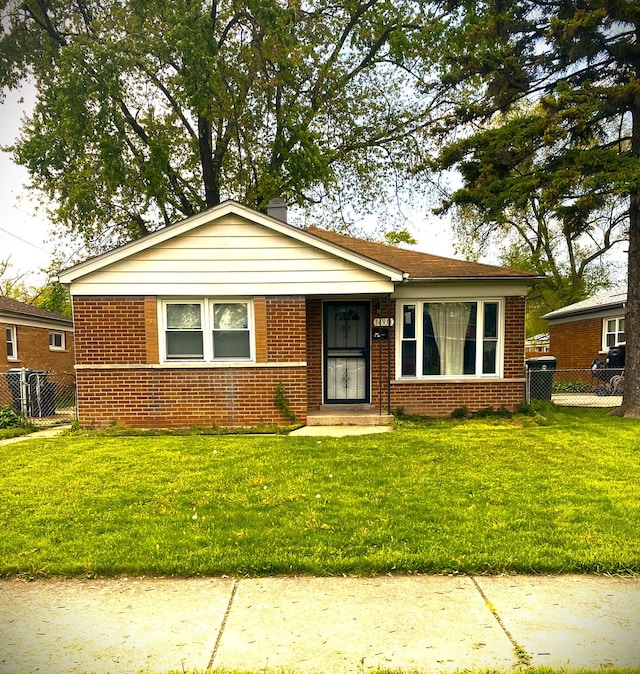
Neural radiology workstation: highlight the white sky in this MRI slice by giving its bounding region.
[0,86,58,287]
[0,85,462,289]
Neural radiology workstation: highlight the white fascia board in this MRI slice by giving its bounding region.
[0,314,73,331]
[57,201,404,285]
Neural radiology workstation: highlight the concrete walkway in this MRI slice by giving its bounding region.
[1,574,639,673]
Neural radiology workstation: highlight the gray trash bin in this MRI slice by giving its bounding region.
[4,368,32,414]
[526,356,557,400]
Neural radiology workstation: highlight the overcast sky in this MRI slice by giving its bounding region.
[0,86,58,287]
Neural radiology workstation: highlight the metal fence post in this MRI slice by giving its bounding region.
[19,368,28,416]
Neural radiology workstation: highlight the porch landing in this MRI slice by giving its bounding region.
[306,405,394,427]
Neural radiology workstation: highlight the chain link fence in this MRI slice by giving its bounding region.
[527,366,624,408]
[1,369,77,428]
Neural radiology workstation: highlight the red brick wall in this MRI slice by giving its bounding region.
[73,295,307,428]
[266,297,306,361]
[549,317,603,370]
[76,367,307,428]
[0,322,74,374]
[306,299,323,409]
[74,297,148,365]
[390,380,525,416]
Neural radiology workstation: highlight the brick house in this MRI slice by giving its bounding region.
[58,200,538,429]
[1,297,74,415]
[543,287,627,370]
[1,297,74,375]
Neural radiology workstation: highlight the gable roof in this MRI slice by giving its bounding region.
[305,227,540,281]
[542,286,627,321]
[58,200,539,288]
[58,201,404,285]
[0,296,72,325]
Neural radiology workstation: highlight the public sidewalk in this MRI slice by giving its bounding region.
[1,574,639,673]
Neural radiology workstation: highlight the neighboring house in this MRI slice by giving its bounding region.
[58,200,539,429]
[1,297,74,375]
[525,333,550,356]
[543,287,627,370]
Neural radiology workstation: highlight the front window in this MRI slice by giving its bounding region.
[212,302,250,359]
[399,300,501,378]
[603,317,625,350]
[162,299,253,363]
[166,302,204,360]
[6,325,17,360]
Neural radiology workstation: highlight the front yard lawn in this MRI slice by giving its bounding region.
[1,407,639,578]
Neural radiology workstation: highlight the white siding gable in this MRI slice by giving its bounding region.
[67,213,396,296]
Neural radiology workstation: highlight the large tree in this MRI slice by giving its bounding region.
[430,0,640,416]
[0,0,441,253]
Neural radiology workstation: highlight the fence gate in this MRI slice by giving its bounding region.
[2,368,77,428]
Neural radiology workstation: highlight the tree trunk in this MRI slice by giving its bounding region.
[618,83,640,417]
[198,116,220,208]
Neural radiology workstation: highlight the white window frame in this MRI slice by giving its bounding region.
[6,325,17,361]
[49,330,66,351]
[159,299,255,364]
[602,316,625,350]
[396,299,504,379]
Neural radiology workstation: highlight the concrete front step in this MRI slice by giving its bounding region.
[306,412,394,427]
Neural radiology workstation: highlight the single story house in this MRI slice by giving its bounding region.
[58,200,539,428]
[1,296,74,375]
[543,287,627,370]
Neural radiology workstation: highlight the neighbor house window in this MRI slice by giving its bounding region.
[161,299,253,362]
[6,325,17,360]
[49,330,65,351]
[399,300,501,378]
[603,317,625,350]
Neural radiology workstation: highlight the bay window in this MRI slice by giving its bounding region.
[162,299,253,362]
[399,300,501,378]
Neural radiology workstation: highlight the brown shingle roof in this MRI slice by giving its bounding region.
[0,296,72,324]
[304,227,538,281]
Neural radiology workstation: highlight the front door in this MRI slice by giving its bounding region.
[323,301,370,404]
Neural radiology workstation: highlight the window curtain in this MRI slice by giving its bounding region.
[427,303,472,375]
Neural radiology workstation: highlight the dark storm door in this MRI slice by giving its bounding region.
[323,301,370,403]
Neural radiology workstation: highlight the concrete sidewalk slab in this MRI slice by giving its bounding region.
[0,577,233,674]
[0,424,71,446]
[1,574,640,673]
[212,576,515,672]
[476,575,640,669]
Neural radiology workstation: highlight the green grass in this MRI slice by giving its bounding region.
[1,406,640,578]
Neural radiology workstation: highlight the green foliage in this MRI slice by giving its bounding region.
[274,382,296,423]
[552,381,590,394]
[450,406,469,420]
[0,406,26,430]
[1,0,443,254]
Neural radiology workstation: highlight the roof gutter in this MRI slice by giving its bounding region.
[404,275,543,283]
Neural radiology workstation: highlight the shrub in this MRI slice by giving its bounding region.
[552,381,591,393]
[0,406,27,429]
[451,406,469,420]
